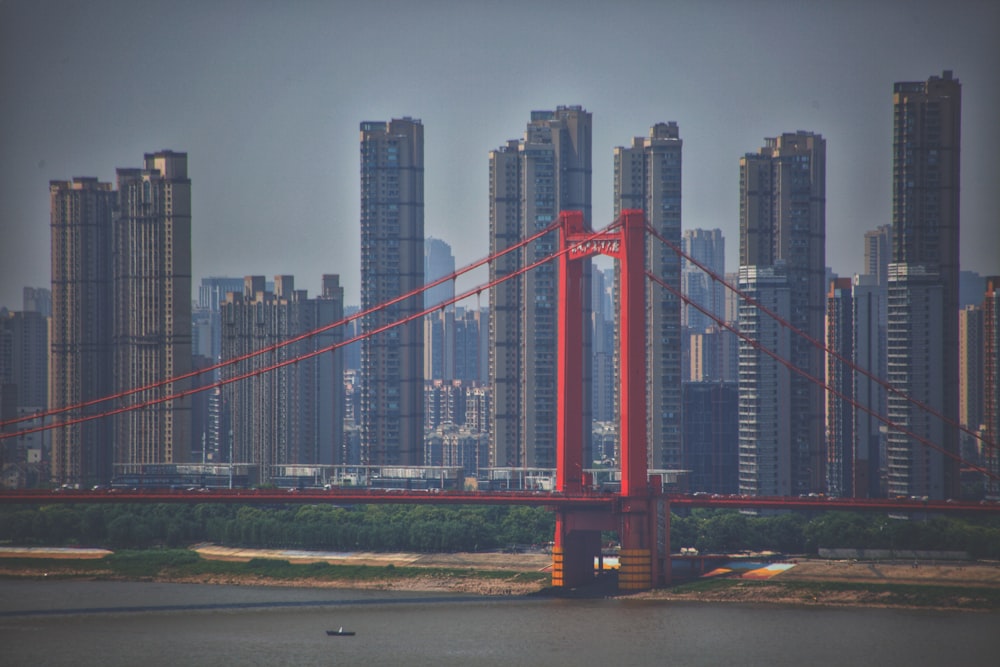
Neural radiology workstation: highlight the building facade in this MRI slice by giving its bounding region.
[113,151,192,473]
[220,275,344,484]
[864,225,892,287]
[681,228,725,332]
[852,274,885,497]
[360,118,425,466]
[959,305,984,458]
[683,380,738,495]
[886,71,961,499]
[48,177,116,486]
[740,131,827,494]
[983,277,1000,498]
[614,122,684,470]
[825,278,854,496]
[737,266,792,496]
[489,106,592,470]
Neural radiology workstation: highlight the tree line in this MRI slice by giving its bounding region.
[0,504,554,553]
[2,504,1000,558]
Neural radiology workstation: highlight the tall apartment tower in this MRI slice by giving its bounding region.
[887,71,961,499]
[360,118,424,466]
[740,131,827,494]
[424,238,455,310]
[959,306,984,440]
[864,225,892,287]
[49,177,116,486]
[113,151,192,472]
[983,277,1000,499]
[592,266,616,423]
[826,278,855,496]
[220,275,344,483]
[424,238,456,382]
[738,265,792,496]
[23,287,51,316]
[852,274,885,498]
[614,122,683,470]
[489,106,592,470]
[681,228,725,332]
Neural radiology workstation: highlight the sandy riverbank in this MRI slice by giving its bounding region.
[631,559,1000,610]
[0,545,553,596]
[3,546,1000,608]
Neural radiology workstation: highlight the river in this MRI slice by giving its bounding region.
[0,580,995,666]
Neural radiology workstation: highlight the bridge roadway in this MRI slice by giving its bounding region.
[1,488,998,515]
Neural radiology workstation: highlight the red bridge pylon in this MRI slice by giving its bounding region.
[552,210,669,591]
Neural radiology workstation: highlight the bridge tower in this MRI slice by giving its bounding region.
[552,210,669,591]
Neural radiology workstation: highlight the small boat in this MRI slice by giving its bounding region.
[326,627,355,636]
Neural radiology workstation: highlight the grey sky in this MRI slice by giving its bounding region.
[2,0,998,309]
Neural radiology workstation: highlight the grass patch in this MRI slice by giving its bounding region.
[0,548,550,586]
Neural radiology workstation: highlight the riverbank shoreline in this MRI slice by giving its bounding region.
[3,546,1000,610]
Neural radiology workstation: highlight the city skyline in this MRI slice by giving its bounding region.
[2,1,999,310]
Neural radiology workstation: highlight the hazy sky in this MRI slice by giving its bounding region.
[2,0,998,309]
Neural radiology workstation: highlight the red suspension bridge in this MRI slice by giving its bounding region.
[2,210,998,591]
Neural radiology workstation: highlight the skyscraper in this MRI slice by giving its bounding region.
[958,305,984,443]
[113,151,192,472]
[887,71,961,499]
[489,106,592,470]
[220,275,344,483]
[49,177,115,486]
[424,237,455,310]
[982,277,999,499]
[614,122,683,470]
[738,265,792,496]
[826,278,854,496]
[852,274,884,498]
[424,237,456,382]
[864,225,892,287]
[360,118,424,466]
[681,228,725,332]
[739,131,827,494]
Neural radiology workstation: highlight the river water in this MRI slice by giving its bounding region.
[0,580,995,666]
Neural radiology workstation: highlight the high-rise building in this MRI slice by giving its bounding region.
[683,380,738,495]
[424,310,454,382]
[22,287,51,317]
[113,151,193,472]
[0,309,49,488]
[983,277,1000,498]
[424,238,455,310]
[48,177,116,486]
[886,71,961,499]
[220,275,344,483]
[681,228,725,331]
[614,122,683,470]
[194,277,244,369]
[591,267,616,424]
[453,306,486,385]
[959,306,984,440]
[852,274,885,498]
[0,311,48,412]
[864,225,892,287]
[826,278,854,496]
[489,106,592,470]
[424,238,457,382]
[360,118,424,466]
[681,228,736,383]
[737,265,792,496]
[740,131,827,494]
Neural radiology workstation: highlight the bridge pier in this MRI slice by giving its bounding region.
[617,493,671,591]
[552,519,601,588]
